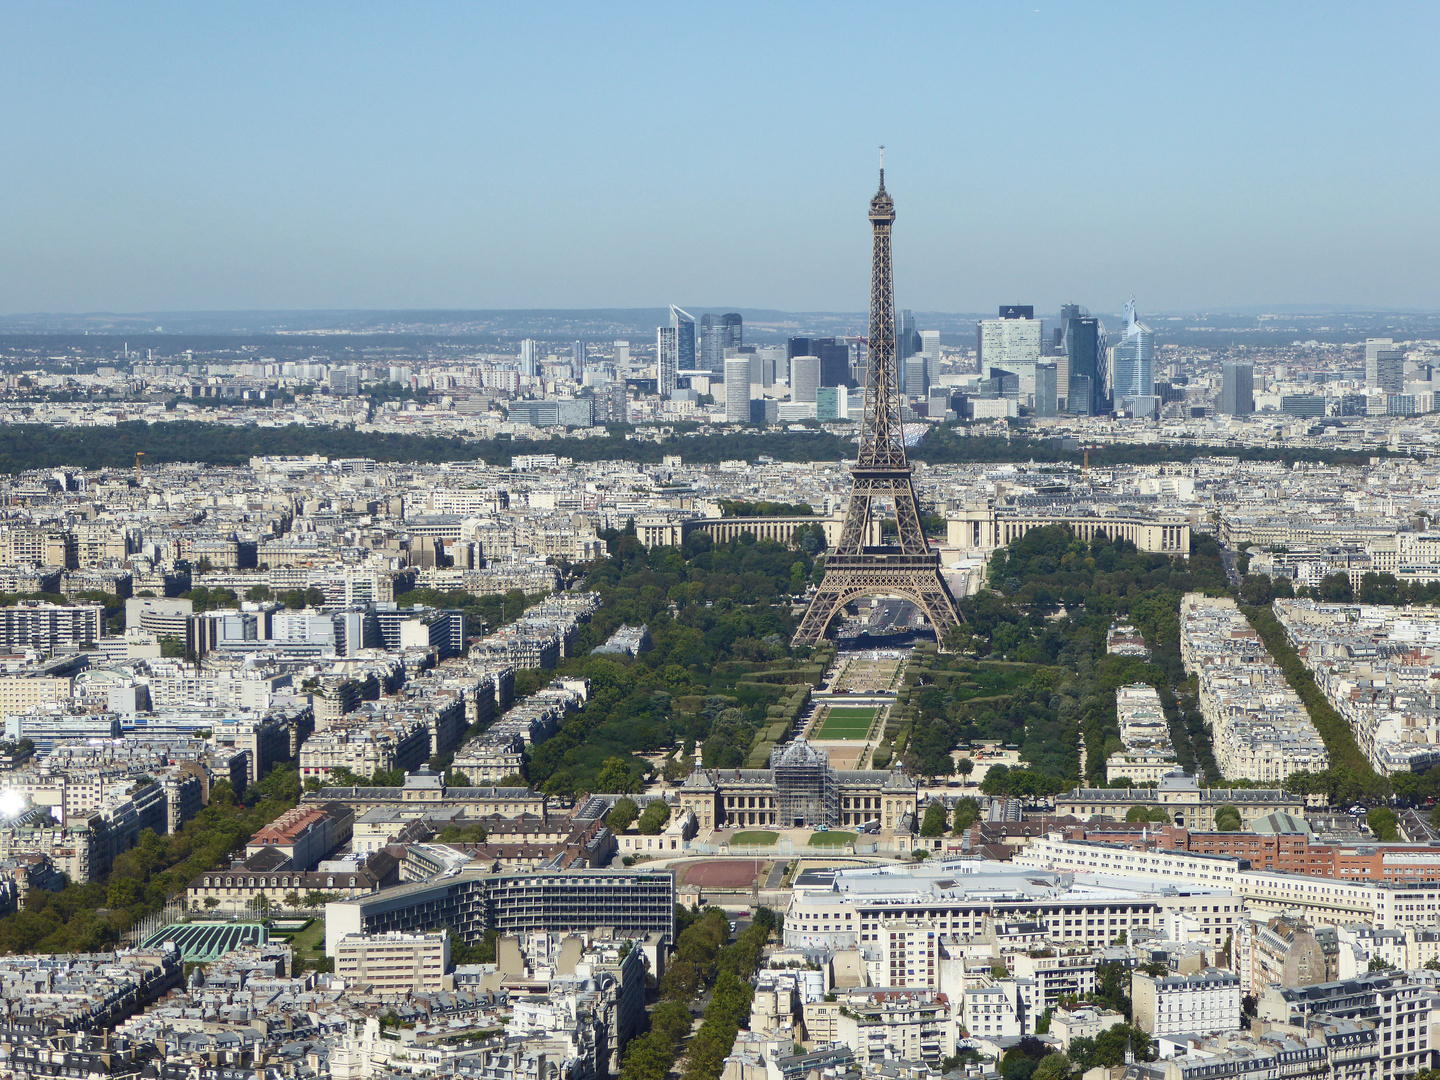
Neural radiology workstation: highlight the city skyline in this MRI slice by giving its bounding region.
[4,3,1439,314]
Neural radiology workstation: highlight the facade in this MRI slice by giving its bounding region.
[1065,315,1103,414]
[724,357,750,423]
[670,305,695,371]
[784,862,1233,957]
[335,930,450,994]
[1132,969,1241,1038]
[1260,972,1430,1080]
[946,504,1191,559]
[978,308,1042,378]
[1055,772,1305,831]
[1033,361,1058,417]
[1111,300,1155,411]
[324,868,677,954]
[700,314,725,373]
[0,603,103,652]
[656,326,678,399]
[1221,362,1255,416]
[1366,339,1404,393]
[791,356,821,403]
[679,741,918,831]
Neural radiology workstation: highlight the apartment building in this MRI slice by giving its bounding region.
[1180,593,1329,782]
[1273,599,1440,776]
[0,603,103,653]
[1132,969,1241,1038]
[1055,771,1304,831]
[335,930,450,994]
[1106,683,1178,783]
[1260,972,1431,1080]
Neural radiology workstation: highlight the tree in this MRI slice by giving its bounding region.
[637,800,672,835]
[1368,956,1395,972]
[597,756,639,794]
[1033,1054,1071,1080]
[1126,806,1171,824]
[1367,806,1398,842]
[1214,805,1243,832]
[980,763,1010,794]
[953,797,980,835]
[956,758,975,778]
[920,801,948,837]
[1318,572,1354,603]
[248,893,271,917]
[608,797,639,833]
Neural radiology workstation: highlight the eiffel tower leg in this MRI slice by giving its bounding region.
[892,481,929,556]
[911,572,963,646]
[791,574,852,647]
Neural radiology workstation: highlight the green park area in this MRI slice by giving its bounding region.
[814,706,876,740]
[807,831,857,847]
[731,830,779,846]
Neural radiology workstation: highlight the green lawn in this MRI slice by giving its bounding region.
[807,831,857,847]
[731,830,779,845]
[287,918,325,956]
[815,707,876,740]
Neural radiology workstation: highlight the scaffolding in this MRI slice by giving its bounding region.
[770,739,839,828]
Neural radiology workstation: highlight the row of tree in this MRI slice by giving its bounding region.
[618,907,776,1080]
[0,762,303,954]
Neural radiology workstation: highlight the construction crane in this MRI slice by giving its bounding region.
[135,451,145,485]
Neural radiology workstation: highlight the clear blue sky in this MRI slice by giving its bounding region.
[3,2,1438,315]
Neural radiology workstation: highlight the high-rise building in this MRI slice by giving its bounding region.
[699,314,726,373]
[895,309,919,392]
[1366,338,1404,393]
[724,357,750,423]
[791,356,821,403]
[919,330,940,364]
[818,341,851,388]
[904,357,928,397]
[1034,361,1058,417]
[519,339,538,378]
[614,340,630,366]
[1056,303,1082,354]
[1065,315,1103,415]
[1220,362,1254,416]
[722,313,743,350]
[1111,298,1155,409]
[571,341,586,380]
[656,326,678,398]
[977,307,1041,377]
[670,306,696,370]
[816,385,849,421]
[609,380,628,424]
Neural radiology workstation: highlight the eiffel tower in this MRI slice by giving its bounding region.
[792,159,964,649]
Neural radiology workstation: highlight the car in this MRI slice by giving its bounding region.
[729,921,737,932]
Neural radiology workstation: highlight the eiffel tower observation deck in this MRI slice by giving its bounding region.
[792,160,963,649]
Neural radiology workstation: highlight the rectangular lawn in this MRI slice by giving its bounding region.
[815,707,876,740]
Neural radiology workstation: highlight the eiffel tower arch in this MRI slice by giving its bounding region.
[792,162,964,650]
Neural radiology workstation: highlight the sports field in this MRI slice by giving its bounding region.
[814,706,876,740]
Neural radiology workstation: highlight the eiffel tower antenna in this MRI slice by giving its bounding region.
[792,165,964,649]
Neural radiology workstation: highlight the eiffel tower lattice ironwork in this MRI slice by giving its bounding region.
[792,161,964,649]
